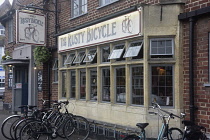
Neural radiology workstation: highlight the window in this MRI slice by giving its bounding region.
[151,65,173,106]
[108,44,125,60]
[52,59,58,82]
[102,68,110,102]
[8,19,13,43]
[115,67,126,103]
[150,38,174,58]
[124,41,143,58]
[0,29,5,35]
[71,0,87,18]
[99,0,118,7]
[90,69,97,101]
[70,70,76,98]
[101,46,110,63]
[80,69,86,99]
[131,66,144,105]
[61,71,67,98]
[83,49,97,63]
[73,51,85,64]
[62,55,67,67]
[64,53,76,65]
[0,78,5,87]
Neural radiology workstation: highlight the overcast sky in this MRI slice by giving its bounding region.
[0,0,13,6]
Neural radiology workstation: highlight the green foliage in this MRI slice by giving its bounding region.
[2,51,12,60]
[33,46,51,66]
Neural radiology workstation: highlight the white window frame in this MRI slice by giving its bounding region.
[64,53,76,65]
[99,0,119,7]
[52,59,58,83]
[108,44,125,60]
[101,46,110,63]
[150,38,174,56]
[73,51,86,64]
[71,0,87,18]
[8,19,13,43]
[83,49,97,63]
[124,41,143,58]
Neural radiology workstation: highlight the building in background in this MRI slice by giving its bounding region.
[0,23,5,99]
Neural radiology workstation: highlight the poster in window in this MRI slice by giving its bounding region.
[37,70,42,92]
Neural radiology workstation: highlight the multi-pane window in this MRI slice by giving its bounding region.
[124,41,143,59]
[102,68,110,102]
[62,55,67,67]
[80,69,86,99]
[101,46,110,63]
[131,66,144,105]
[115,67,126,103]
[8,19,13,43]
[70,70,76,98]
[108,44,125,60]
[71,0,87,18]
[64,53,75,65]
[73,51,85,64]
[0,79,5,87]
[52,59,58,82]
[90,69,97,101]
[61,71,67,98]
[99,0,118,6]
[150,38,174,58]
[151,65,173,106]
[83,49,97,63]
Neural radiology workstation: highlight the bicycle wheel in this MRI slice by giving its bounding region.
[64,115,90,140]
[123,135,141,140]
[10,116,24,139]
[19,120,49,140]
[168,128,183,140]
[1,115,21,140]
[33,30,39,42]
[25,28,30,39]
[54,113,70,138]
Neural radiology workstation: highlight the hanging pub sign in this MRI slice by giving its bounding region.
[16,10,46,45]
[58,9,143,52]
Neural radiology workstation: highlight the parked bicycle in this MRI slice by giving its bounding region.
[123,102,185,140]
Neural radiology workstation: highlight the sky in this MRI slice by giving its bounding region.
[0,0,13,6]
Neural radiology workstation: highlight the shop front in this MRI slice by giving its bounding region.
[58,4,183,138]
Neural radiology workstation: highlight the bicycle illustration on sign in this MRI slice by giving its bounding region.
[24,24,39,43]
[122,15,133,33]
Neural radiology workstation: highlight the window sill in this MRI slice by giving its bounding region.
[96,0,119,9]
[204,83,210,87]
[69,13,88,20]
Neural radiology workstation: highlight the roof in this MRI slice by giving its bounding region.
[0,0,12,18]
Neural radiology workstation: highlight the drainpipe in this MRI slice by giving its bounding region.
[189,17,196,123]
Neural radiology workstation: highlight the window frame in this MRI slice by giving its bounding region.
[150,65,174,107]
[73,51,86,64]
[90,68,97,101]
[101,46,110,63]
[83,49,97,63]
[70,70,76,99]
[71,0,87,18]
[108,44,125,60]
[124,40,143,58]
[150,38,174,56]
[64,53,76,65]
[99,0,119,8]
[101,67,111,102]
[79,69,86,100]
[52,59,58,83]
[61,71,67,98]
[8,19,13,43]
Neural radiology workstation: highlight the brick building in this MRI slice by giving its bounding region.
[1,0,210,138]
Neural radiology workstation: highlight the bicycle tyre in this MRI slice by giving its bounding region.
[123,134,141,140]
[19,120,49,140]
[1,115,21,140]
[54,113,70,138]
[168,127,183,140]
[64,115,90,140]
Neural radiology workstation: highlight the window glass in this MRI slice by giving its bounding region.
[108,44,125,60]
[61,71,67,98]
[83,50,97,63]
[116,67,126,103]
[70,70,76,98]
[62,55,67,67]
[90,69,97,101]
[52,59,58,82]
[73,51,85,64]
[80,69,86,99]
[100,0,118,6]
[151,66,173,106]
[8,19,13,43]
[101,46,110,63]
[72,0,87,18]
[124,41,143,58]
[64,53,76,65]
[150,38,174,58]
[102,68,110,102]
[131,66,144,105]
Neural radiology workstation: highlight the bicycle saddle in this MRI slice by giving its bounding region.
[136,123,149,129]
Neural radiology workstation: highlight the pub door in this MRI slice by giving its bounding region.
[13,66,28,112]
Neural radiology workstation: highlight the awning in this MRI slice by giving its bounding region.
[2,59,30,65]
